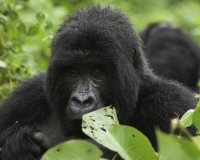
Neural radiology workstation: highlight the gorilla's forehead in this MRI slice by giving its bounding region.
[54,49,118,66]
[56,28,119,52]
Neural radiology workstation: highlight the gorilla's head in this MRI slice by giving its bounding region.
[45,6,147,138]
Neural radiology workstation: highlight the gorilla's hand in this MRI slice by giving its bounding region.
[0,125,51,160]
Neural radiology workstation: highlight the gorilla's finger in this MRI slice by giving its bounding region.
[31,132,51,150]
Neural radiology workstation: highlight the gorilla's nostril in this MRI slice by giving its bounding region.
[83,97,94,106]
[71,96,81,104]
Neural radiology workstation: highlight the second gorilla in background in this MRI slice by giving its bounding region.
[140,22,200,92]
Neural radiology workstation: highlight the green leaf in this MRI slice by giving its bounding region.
[7,21,17,37]
[180,109,195,128]
[109,125,157,160]
[41,140,103,160]
[197,80,200,88]
[0,14,7,21]
[27,25,39,36]
[8,10,18,21]
[12,40,23,53]
[0,60,6,68]
[17,23,26,34]
[193,101,200,133]
[157,130,200,160]
[192,136,200,151]
[82,106,119,134]
[82,106,157,160]
[45,21,53,30]
[36,12,45,23]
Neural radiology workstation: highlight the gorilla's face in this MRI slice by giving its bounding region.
[46,50,114,138]
[65,60,106,121]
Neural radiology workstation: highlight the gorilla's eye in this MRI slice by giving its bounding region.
[94,68,101,75]
[70,69,77,75]
[91,66,105,81]
[66,68,79,81]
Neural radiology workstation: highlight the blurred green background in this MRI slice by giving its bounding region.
[0,0,200,102]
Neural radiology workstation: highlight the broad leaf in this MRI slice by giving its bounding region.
[157,130,200,160]
[36,12,45,23]
[41,140,103,160]
[180,109,194,128]
[17,23,26,34]
[27,25,39,36]
[193,101,200,134]
[82,106,157,160]
[192,136,200,151]
[45,21,53,30]
[8,10,18,20]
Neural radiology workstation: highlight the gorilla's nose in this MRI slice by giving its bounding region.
[67,91,98,120]
[71,93,95,108]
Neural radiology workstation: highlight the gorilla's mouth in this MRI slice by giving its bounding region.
[68,119,91,140]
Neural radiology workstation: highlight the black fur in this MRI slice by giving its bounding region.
[140,22,200,91]
[0,6,197,160]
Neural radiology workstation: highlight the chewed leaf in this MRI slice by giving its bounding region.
[82,106,119,147]
[82,106,118,130]
[82,106,157,160]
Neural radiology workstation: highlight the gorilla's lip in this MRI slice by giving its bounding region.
[69,131,91,140]
[68,119,91,139]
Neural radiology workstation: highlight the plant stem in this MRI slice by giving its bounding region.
[112,153,118,160]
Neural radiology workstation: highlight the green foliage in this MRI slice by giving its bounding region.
[82,106,157,160]
[45,21,53,30]
[42,106,157,160]
[36,12,45,23]
[157,130,200,160]
[0,0,57,102]
[17,23,26,34]
[193,101,200,134]
[180,109,194,127]
[41,140,103,160]
[27,25,39,36]
[42,105,200,160]
[181,100,200,134]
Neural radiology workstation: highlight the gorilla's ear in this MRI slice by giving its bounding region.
[131,47,137,66]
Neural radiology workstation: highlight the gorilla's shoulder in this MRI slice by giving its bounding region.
[11,72,46,96]
[0,72,48,112]
[138,75,197,111]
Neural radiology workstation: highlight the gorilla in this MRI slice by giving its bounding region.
[140,22,200,92]
[0,6,197,160]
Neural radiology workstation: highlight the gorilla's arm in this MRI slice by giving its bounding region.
[0,73,50,130]
[0,73,51,160]
[134,75,197,150]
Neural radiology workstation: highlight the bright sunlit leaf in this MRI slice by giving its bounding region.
[82,106,157,160]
